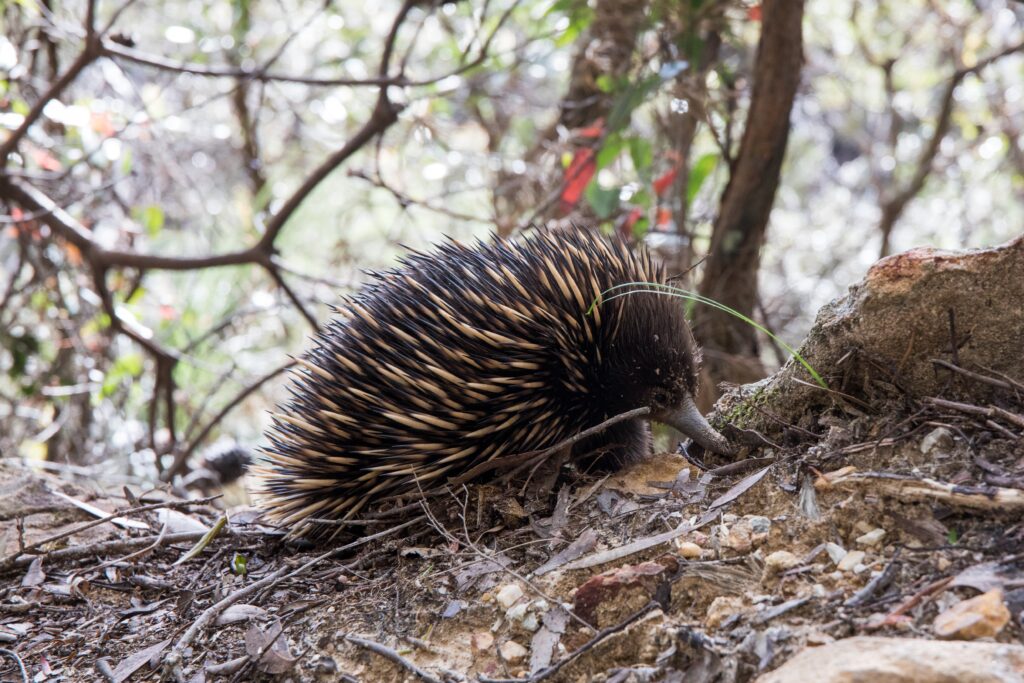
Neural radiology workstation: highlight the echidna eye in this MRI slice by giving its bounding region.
[652,389,669,405]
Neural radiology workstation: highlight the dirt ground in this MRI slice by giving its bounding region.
[2,238,1023,682]
[1,383,1021,682]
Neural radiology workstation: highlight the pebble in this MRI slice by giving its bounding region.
[837,550,866,572]
[825,543,847,564]
[472,632,494,650]
[764,550,801,576]
[495,584,524,609]
[920,426,954,454]
[933,589,1011,640]
[705,596,746,629]
[499,640,528,662]
[855,529,886,546]
[677,542,702,559]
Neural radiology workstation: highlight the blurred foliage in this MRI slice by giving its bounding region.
[0,0,1021,483]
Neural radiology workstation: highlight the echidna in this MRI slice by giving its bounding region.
[255,229,733,537]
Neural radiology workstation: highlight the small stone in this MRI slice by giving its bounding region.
[933,589,1011,640]
[724,524,753,553]
[506,603,528,621]
[936,556,952,571]
[825,543,847,565]
[677,542,702,559]
[520,612,539,632]
[764,550,801,575]
[837,550,866,572]
[499,640,528,662]
[746,515,771,534]
[756,636,1024,683]
[705,596,746,629]
[855,529,886,546]
[920,427,954,454]
[811,584,827,598]
[472,632,494,651]
[496,584,524,609]
[853,520,874,535]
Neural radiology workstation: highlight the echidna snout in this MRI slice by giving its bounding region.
[255,228,734,537]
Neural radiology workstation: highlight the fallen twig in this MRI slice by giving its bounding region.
[162,517,421,677]
[561,508,719,572]
[0,648,28,683]
[0,495,221,573]
[343,635,441,683]
[925,396,1024,430]
[823,469,1024,512]
[479,602,662,683]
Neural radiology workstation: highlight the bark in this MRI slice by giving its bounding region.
[694,0,804,401]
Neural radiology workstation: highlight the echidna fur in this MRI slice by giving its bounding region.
[254,229,733,538]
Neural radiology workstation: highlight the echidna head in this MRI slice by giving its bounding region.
[598,289,734,455]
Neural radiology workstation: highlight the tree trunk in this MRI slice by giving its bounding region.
[694,0,804,405]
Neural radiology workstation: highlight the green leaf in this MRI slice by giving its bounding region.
[137,205,165,236]
[231,552,248,575]
[606,75,661,134]
[595,74,616,93]
[631,217,650,240]
[585,181,620,219]
[589,283,829,390]
[687,152,719,204]
[628,138,653,175]
[630,189,652,208]
[120,146,133,175]
[595,134,624,170]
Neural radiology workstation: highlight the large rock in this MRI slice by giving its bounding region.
[717,235,1024,435]
[755,637,1024,683]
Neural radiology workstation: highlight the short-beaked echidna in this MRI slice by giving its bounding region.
[255,229,733,537]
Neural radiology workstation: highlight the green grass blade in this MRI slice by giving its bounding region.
[589,282,828,389]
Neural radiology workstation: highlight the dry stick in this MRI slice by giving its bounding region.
[0,6,99,160]
[0,495,221,573]
[0,648,28,683]
[343,636,441,683]
[479,602,662,683]
[419,493,596,633]
[930,359,1019,392]
[925,396,1024,430]
[83,517,170,574]
[9,530,224,567]
[162,516,421,673]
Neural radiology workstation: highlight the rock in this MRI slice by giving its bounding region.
[572,559,676,627]
[837,550,865,572]
[934,589,1011,640]
[677,541,703,559]
[496,584,524,609]
[764,550,801,576]
[755,637,1024,683]
[499,640,528,662]
[716,236,1024,436]
[856,528,886,546]
[705,596,746,629]
[472,632,494,651]
[920,427,955,454]
[724,516,772,554]
[824,543,847,565]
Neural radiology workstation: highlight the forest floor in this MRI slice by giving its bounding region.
[2,239,1023,682]
[1,365,1022,683]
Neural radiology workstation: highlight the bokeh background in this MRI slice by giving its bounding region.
[1,0,1021,485]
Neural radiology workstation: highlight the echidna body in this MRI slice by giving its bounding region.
[255,229,732,537]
